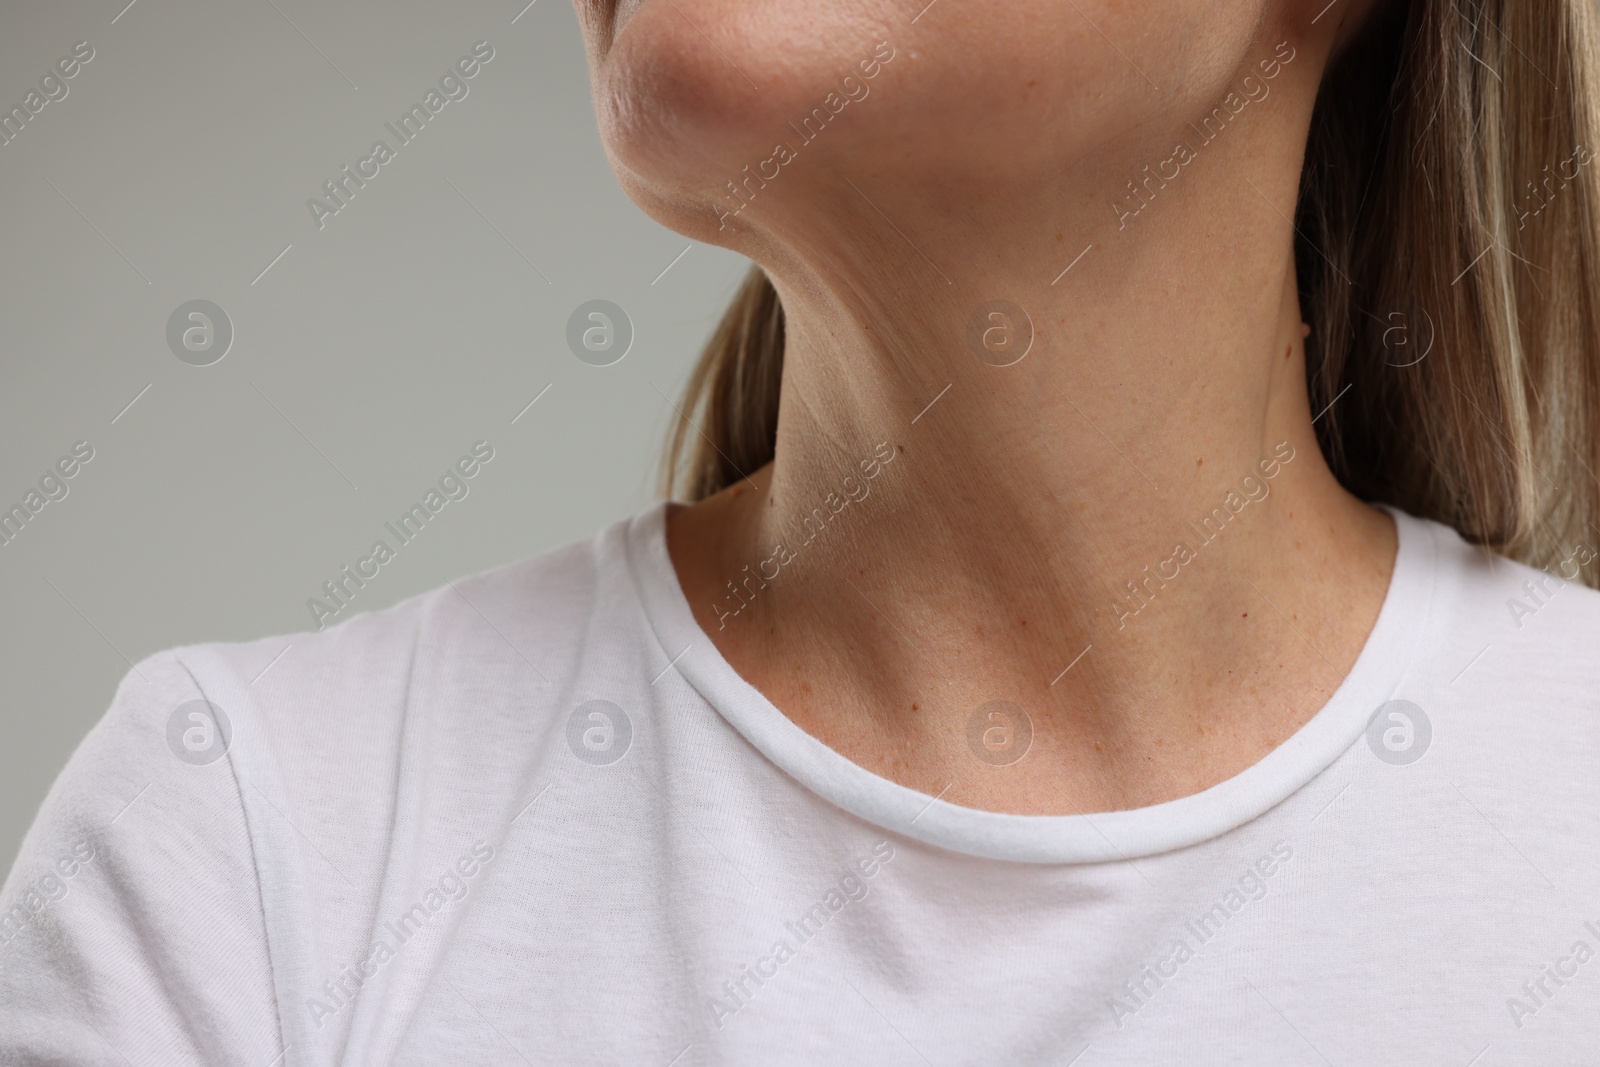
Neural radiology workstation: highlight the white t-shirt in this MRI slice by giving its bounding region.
[4,502,1600,1065]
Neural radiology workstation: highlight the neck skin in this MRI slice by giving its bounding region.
[665,20,1395,815]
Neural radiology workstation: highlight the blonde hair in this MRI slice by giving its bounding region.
[663,0,1600,583]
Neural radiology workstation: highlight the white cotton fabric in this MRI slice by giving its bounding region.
[4,502,1600,1065]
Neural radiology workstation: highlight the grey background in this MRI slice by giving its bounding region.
[0,0,749,871]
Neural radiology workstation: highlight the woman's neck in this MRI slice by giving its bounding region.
[666,30,1397,814]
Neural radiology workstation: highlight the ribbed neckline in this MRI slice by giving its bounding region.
[622,502,1436,864]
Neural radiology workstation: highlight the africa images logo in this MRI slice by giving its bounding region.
[713,40,897,230]
[307,41,496,231]
[706,841,896,1029]
[1107,841,1294,1029]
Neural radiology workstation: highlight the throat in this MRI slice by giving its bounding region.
[664,453,1398,815]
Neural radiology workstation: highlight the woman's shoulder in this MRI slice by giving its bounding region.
[172,510,650,772]
[11,509,649,888]
[1407,510,1600,745]
[0,513,657,1060]
[1417,510,1600,651]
